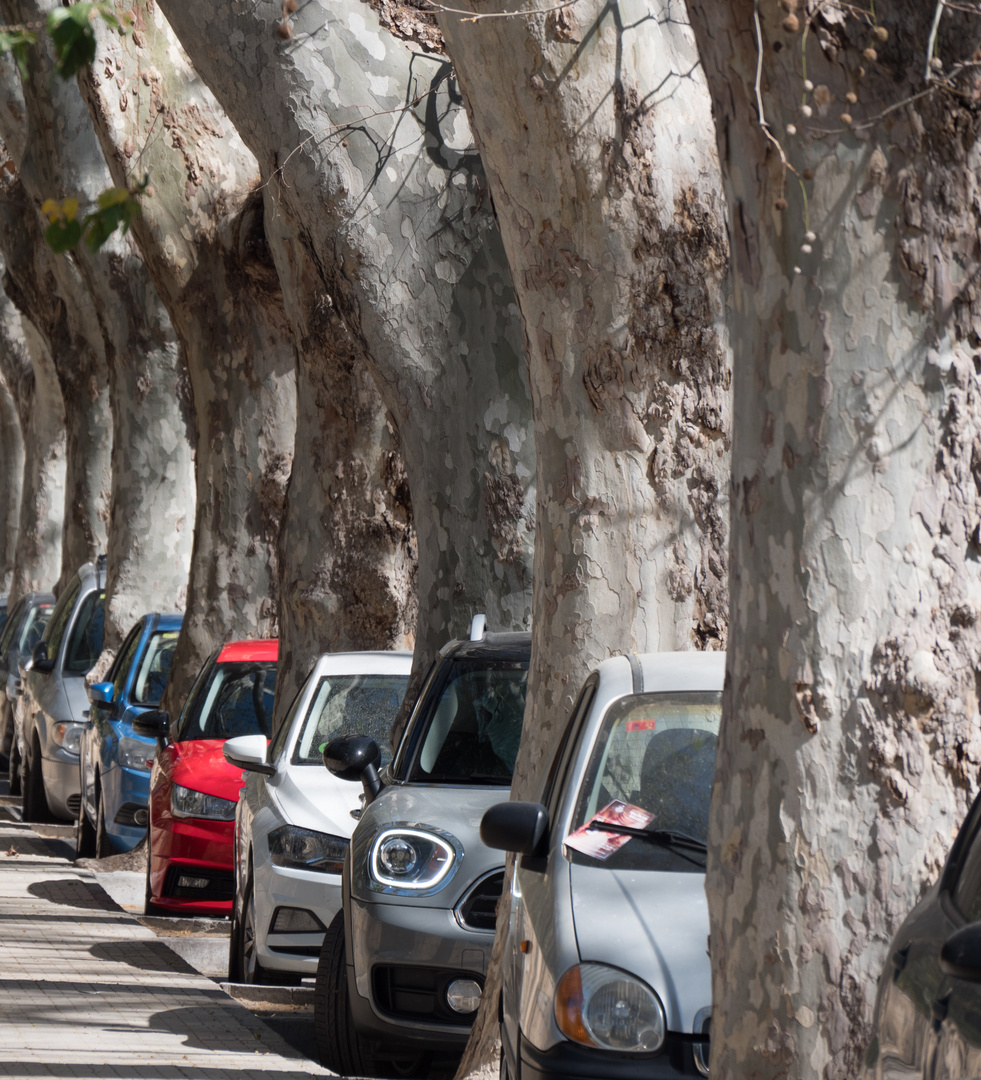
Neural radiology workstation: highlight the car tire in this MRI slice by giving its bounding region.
[8,735,21,797]
[75,793,97,859]
[143,850,167,917]
[94,787,114,859]
[22,734,52,823]
[314,911,378,1076]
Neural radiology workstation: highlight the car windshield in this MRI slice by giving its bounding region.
[409,660,528,784]
[176,660,277,740]
[133,630,180,706]
[63,591,106,675]
[292,673,409,766]
[566,691,720,872]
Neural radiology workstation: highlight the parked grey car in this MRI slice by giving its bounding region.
[482,651,723,1080]
[0,591,55,779]
[17,557,106,822]
[314,618,530,1078]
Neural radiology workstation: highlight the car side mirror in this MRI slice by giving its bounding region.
[132,708,171,743]
[223,734,275,775]
[481,801,550,857]
[323,734,383,804]
[29,640,54,675]
[87,681,114,707]
[941,921,981,982]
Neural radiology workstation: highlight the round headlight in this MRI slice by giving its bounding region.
[378,836,418,876]
[555,964,665,1053]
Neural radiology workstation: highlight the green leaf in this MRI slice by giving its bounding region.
[47,10,96,79]
[44,218,82,254]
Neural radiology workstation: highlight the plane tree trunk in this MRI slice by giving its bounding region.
[0,0,196,662]
[436,3,729,1073]
[0,371,22,590]
[0,278,64,600]
[0,170,110,592]
[159,0,536,716]
[682,3,981,1077]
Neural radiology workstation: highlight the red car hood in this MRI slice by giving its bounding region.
[167,739,244,801]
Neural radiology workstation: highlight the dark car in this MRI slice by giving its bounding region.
[0,591,55,777]
[314,616,530,1078]
[864,786,981,1080]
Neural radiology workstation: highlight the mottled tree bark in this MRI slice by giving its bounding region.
[437,3,729,1072]
[683,3,981,1078]
[0,372,22,590]
[0,170,110,592]
[0,0,195,661]
[0,277,64,600]
[160,0,535,709]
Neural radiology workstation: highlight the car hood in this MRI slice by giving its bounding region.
[170,739,243,801]
[569,863,710,1033]
[267,764,361,839]
[352,781,510,905]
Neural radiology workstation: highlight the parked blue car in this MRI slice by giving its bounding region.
[76,612,183,858]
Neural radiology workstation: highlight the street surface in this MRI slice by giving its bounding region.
[0,792,331,1079]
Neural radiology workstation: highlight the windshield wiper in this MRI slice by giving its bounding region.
[592,822,707,864]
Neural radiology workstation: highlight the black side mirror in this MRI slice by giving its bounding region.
[29,640,54,675]
[481,801,550,857]
[323,734,383,804]
[941,921,981,982]
[132,708,171,743]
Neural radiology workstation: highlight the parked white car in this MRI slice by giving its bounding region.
[223,650,412,984]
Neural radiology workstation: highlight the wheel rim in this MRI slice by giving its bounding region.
[242,887,258,982]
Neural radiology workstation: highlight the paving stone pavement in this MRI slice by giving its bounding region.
[0,816,333,1079]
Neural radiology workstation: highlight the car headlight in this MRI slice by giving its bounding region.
[170,783,236,821]
[369,827,457,893]
[555,964,666,1053]
[268,825,348,874]
[119,736,154,771]
[52,722,83,755]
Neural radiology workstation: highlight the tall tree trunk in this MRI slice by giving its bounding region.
[0,169,111,592]
[683,3,981,1078]
[0,0,195,660]
[82,3,418,724]
[0,371,22,590]
[436,3,729,1072]
[0,278,64,600]
[159,0,535,710]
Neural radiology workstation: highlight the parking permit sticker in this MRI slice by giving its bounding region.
[564,800,654,860]
[625,718,657,732]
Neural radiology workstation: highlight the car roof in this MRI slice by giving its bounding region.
[441,630,531,662]
[592,650,725,699]
[144,612,184,631]
[217,638,279,663]
[308,650,413,676]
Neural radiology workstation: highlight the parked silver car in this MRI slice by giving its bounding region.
[17,558,106,822]
[482,651,723,1080]
[314,619,530,1078]
[223,649,411,985]
[0,591,55,783]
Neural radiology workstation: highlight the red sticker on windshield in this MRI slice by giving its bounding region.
[626,719,657,732]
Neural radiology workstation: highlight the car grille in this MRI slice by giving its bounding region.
[67,794,81,817]
[372,965,482,1026]
[163,865,234,902]
[455,870,504,931]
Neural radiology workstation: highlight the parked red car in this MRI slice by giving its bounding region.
[135,639,278,917]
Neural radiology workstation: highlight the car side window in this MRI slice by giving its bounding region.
[110,626,144,702]
[43,578,81,656]
[951,800,981,921]
[0,599,25,653]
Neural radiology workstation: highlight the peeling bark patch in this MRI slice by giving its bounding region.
[365,0,443,53]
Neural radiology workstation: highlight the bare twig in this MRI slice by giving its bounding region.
[421,0,580,21]
[753,0,796,174]
[925,0,946,82]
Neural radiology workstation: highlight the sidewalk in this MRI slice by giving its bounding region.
[0,813,333,1079]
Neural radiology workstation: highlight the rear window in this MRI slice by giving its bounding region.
[176,660,277,741]
[291,673,409,766]
[407,659,528,784]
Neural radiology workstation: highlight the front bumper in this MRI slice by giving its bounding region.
[512,1030,709,1080]
[148,815,235,916]
[102,764,152,854]
[40,750,81,821]
[347,893,494,1052]
[253,859,341,975]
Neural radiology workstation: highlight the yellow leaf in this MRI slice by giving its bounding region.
[97,186,130,209]
[62,197,79,222]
